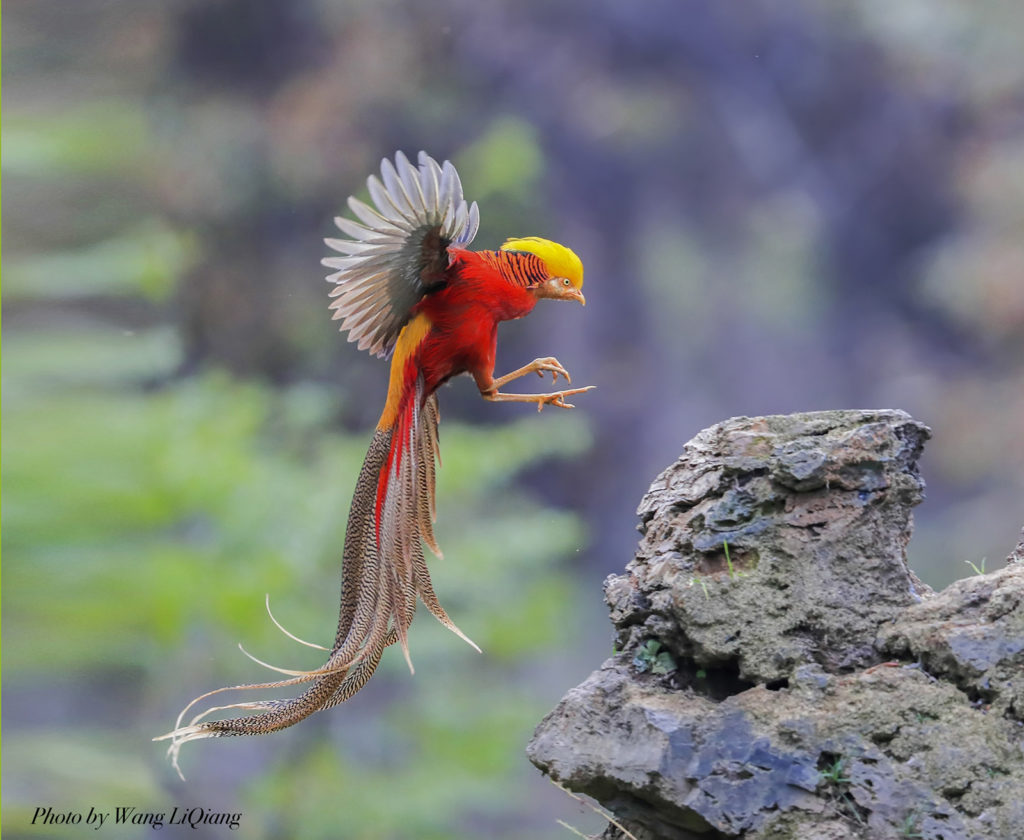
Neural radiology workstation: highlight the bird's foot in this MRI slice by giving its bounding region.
[484,385,595,411]
[491,357,573,390]
[529,356,572,385]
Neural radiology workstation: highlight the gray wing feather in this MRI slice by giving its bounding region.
[323,151,480,358]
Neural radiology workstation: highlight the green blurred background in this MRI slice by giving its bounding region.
[4,1,1023,838]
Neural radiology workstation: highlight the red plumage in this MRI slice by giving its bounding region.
[413,249,542,395]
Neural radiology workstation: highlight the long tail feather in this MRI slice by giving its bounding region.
[264,594,329,651]
[158,387,476,774]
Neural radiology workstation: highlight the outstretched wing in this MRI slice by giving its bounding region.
[323,151,481,358]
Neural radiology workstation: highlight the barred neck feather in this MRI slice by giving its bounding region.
[475,249,549,288]
[500,236,584,289]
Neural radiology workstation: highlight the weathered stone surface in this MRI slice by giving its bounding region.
[528,410,1024,840]
[610,409,931,686]
[878,564,1024,721]
[1007,527,1024,565]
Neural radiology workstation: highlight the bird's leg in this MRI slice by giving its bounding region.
[483,386,595,411]
[477,357,594,411]
[490,356,572,390]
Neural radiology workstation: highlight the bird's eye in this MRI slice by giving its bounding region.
[562,278,570,286]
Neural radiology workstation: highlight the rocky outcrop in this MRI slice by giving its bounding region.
[528,410,1024,840]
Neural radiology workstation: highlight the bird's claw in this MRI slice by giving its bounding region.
[535,385,596,412]
[490,356,578,392]
[484,357,593,411]
[531,356,571,386]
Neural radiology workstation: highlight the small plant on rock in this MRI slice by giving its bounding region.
[633,639,677,675]
[817,754,868,827]
[819,756,851,786]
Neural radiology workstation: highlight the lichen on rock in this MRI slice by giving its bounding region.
[528,410,1024,840]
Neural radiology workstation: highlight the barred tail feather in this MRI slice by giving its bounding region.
[156,432,395,775]
[378,387,477,657]
[157,389,475,776]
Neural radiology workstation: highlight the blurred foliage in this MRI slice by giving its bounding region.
[3,222,194,302]
[459,116,544,202]
[3,103,149,177]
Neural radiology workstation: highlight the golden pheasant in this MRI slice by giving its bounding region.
[158,151,591,773]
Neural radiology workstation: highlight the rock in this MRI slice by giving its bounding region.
[528,410,1024,840]
[1007,527,1024,566]
[878,564,1024,721]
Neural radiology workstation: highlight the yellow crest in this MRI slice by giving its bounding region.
[500,236,584,289]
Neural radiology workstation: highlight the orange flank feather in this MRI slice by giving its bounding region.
[374,311,434,553]
[378,313,433,431]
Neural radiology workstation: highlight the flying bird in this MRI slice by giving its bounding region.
[158,151,591,773]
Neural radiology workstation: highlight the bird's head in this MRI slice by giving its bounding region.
[501,237,586,306]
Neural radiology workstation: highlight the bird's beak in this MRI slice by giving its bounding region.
[569,288,586,306]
